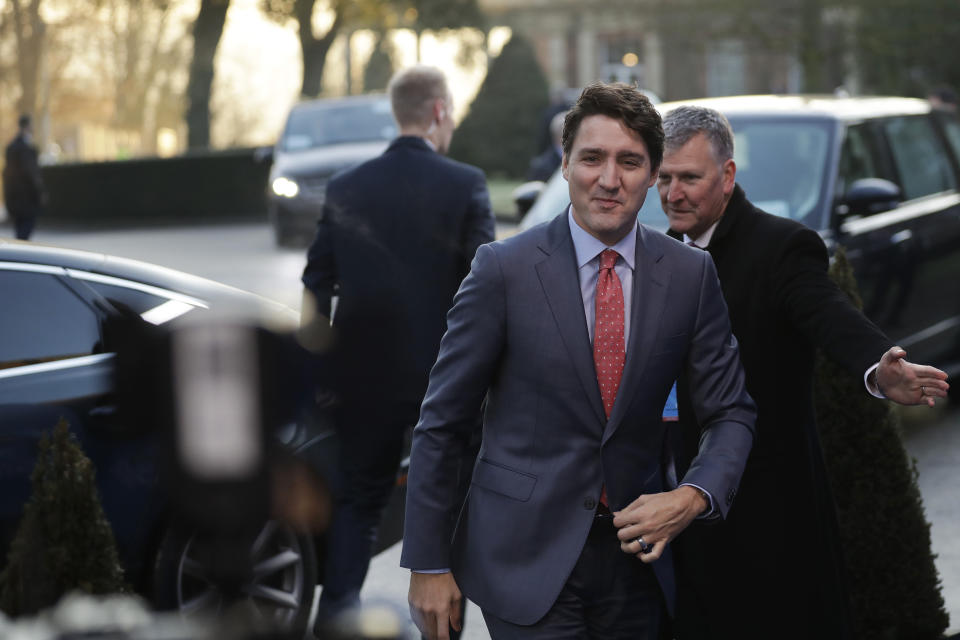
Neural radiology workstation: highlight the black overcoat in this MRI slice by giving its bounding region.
[670,185,892,638]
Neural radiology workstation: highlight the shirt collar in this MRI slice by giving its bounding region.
[567,205,637,270]
[684,218,722,249]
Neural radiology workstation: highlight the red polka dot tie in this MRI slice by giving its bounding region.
[594,249,625,419]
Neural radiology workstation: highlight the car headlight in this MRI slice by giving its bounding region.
[271,176,300,198]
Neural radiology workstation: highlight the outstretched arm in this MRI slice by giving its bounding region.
[873,346,949,407]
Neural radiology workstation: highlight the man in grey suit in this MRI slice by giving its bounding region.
[401,82,757,639]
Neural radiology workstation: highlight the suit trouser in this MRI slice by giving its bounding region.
[316,403,414,620]
[481,513,664,639]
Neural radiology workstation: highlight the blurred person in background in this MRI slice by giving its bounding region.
[526,111,565,182]
[301,64,495,634]
[658,105,949,639]
[535,86,573,155]
[3,114,46,240]
[928,85,958,112]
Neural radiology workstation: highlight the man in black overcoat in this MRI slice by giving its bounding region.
[658,106,949,638]
[3,114,45,240]
[301,65,495,627]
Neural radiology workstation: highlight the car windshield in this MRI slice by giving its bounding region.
[521,115,835,234]
[280,99,397,152]
[726,116,833,228]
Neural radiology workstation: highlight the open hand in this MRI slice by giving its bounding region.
[876,346,949,407]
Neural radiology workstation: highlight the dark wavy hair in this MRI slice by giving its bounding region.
[561,82,663,171]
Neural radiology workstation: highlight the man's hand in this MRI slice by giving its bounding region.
[612,486,707,563]
[876,346,949,407]
[408,571,462,640]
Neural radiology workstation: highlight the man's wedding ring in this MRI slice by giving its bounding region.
[635,537,653,554]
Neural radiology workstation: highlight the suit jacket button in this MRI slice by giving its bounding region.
[584,497,597,510]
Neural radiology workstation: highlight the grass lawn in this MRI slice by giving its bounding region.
[487,178,525,220]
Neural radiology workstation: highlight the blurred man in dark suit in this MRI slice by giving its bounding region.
[3,114,45,240]
[659,105,949,639]
[301,65,495,627]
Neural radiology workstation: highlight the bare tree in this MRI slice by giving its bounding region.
[185,0,230,149]
[9,0,45,119]
[261,0,351,98]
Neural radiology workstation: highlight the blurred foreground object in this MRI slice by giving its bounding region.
[0,590,415,639]
[112,315,331,634]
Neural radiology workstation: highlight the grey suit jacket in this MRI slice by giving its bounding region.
[400,213,755,625]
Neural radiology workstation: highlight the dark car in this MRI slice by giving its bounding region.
[267,94,398,247]
[521,95,960,385]
[0,239,407,633]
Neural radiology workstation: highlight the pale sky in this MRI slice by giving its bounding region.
[214,0,510,146]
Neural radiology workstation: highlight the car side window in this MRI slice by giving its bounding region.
[84,281,168,315]
[837,124,883,197]
[881,116,957,200]
[0,270,102,369]
[937,114,960,168]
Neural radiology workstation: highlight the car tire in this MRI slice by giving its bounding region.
[152,520,317,635]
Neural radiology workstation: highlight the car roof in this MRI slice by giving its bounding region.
[0,238,297,324]
[291,93,390,112]
[657,94,932,121]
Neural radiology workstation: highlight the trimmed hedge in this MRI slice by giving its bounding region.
[0,419,127,617]
[815,248,948,639]
[448,33,549,179]
[39,148,271,227]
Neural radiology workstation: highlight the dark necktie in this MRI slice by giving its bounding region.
[594,249,625,419]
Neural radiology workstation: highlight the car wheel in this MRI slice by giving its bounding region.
[152,520,317,634]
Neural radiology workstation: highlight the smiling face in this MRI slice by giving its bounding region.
[658,132,736,240]
[562,114,658,245]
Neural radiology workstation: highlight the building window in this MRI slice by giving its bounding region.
[706,39,746,97]
[599,35,645,86]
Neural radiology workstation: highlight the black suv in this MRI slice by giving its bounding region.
[522,95,960,383]
[267,94,397,247]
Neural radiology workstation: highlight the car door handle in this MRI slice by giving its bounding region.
[88,405,117,419]
[890,229,913,245]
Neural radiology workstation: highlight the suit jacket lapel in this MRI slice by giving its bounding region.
[535,214,606,428]
[603,225,670,444]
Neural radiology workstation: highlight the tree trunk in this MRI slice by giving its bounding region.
[12,0,45,119]
[296,0,344,98]
[799,0,824,92]
[185,0,229,149]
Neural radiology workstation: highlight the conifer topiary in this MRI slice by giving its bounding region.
[447,33,549,179]
[815,248,948,639]
[0,419,128,617]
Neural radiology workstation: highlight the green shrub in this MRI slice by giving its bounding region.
[0,419,128,617]
[448,33,549,179]
[815,248,948,639]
